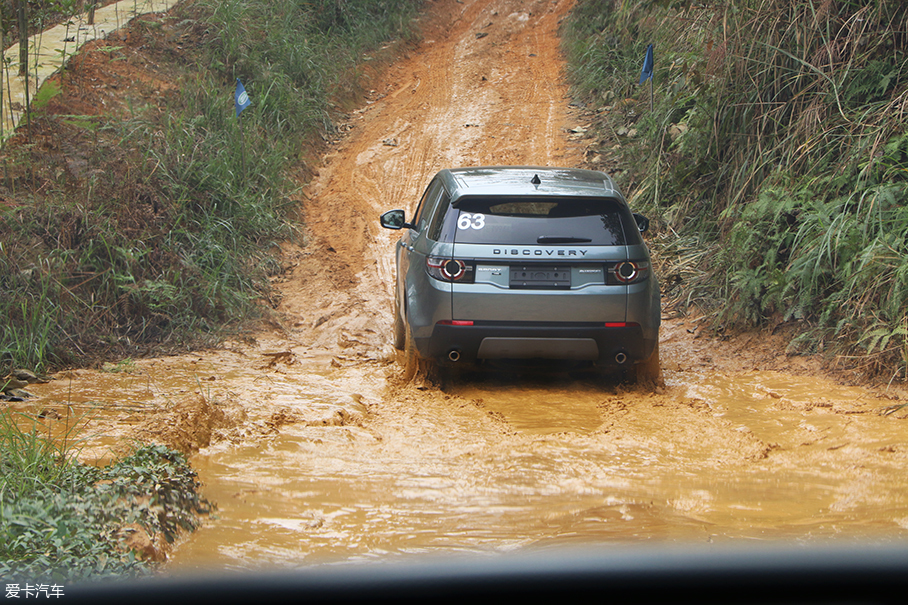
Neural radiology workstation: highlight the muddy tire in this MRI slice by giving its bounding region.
[392,297,405,351]
[633,340,663,387]
[399,322,420,382]
[398,322,444,385]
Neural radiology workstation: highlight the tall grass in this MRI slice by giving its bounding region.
[563,0,908,380]
[0,0,422,374]
[0,251,61,373]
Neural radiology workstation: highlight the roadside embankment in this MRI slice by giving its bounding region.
[562,1,908,382]
[0,0,422,376]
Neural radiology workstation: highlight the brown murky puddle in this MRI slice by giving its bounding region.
[180,367,907,569]
[28,342,908,572]
[19,0,908,574]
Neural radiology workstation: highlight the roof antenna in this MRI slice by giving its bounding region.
[531,174,541,185]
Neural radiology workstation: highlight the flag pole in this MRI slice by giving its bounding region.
[650,76,654,113]
[239,115,247,182]
[235,78,251,183]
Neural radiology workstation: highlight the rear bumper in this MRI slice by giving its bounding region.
[419,322,656,366]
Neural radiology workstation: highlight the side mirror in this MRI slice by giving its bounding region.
[633,213,650,233]
[380,209,409,230]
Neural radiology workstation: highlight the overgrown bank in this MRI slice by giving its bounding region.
[563,0,908,381]
[0,0,422,375]
[0,411,210,582]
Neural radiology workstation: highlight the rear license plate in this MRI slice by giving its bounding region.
[509,265,572,289]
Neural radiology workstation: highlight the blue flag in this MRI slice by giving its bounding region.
[640,43,654,85]
[235,79,251,117]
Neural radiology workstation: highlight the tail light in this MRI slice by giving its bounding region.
[608,260,650,284]
[426,256,475,283]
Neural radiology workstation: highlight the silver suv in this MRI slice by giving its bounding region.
[380,166,660,382]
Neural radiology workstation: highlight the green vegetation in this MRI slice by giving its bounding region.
[0,0,422,375]
[0,410,210,582]
[563,0,908,380]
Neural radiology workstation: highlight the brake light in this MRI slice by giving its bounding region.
[426,256,475,283]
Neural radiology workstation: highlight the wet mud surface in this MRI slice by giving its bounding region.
[21,0,908,571]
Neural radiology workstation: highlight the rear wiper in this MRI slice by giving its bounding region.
[536,236,593,244]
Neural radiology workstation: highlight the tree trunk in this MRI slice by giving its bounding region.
[17,0,28,78]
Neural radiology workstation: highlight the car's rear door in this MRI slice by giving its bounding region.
[448,197,631,323]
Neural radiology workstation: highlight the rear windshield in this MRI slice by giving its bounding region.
[433,196,629,245]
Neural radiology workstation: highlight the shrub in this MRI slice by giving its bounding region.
[0,411,210,582]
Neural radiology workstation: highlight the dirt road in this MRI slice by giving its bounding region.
[26,0,908,571]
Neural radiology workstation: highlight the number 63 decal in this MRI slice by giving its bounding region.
[457,212,486,230]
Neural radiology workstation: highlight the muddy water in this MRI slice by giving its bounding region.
[157,360,908,573]
[25,326,908,573]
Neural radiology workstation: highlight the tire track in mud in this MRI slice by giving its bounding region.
[279,0,580,366]
[24,0,908,571]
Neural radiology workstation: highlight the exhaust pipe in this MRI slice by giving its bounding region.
[448,349,462,363]
[615,351,628,365]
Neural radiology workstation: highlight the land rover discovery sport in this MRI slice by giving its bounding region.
[380,166,660,382]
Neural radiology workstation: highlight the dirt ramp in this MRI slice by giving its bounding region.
[278,0,583,365]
